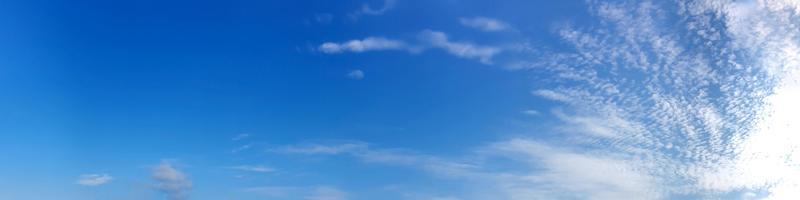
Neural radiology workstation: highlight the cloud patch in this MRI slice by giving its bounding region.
[319,37,407,54]
[152,161,192,200]
[459,17,511,32]
[227,165,275,173]
[419,30,501,64]
[76,174,113,186]
[347,70,365,80]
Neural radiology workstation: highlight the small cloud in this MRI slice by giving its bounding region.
[152,161,192,200]
[232,133,250,141]
[231,144,252,153]
[532,89,570,102]
[522,109,540,116]
[319,37,406,54]
[359,0,396,16]
[76,174,113,186]
[272,142,368,155]
[347,70,365,80]
[419,30,501,64]
[227,165,275,173]
[459,17,510,32]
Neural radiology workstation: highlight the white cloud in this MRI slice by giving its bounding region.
[459,17,510,32]
[419,30,501,64]
[521,110,540,116]
[227,165,275,173]
[274,138,659,200]
[231,144,252,153]
[273,141,369,155]
[319,37,406,54]
[76,174,113,186]
[152,161,192,200]
[319,31,502,65]
[301,0,800,198]
[347,69,365,80]
[532,89,571,102]
[359,0,396,16]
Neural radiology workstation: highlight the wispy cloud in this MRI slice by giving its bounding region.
[76,174,113,186]
[521,109,540,116]
[273,138,658,199]
[232,133,250,141]
[273,141,369,155]
[357,0,396,16]
[459,17,511,32]
[319,37,407,54]
[227,165,275,173]
[347,69,365,80]
[419,30,501,64]
[152,161,192,200]
[302,0,800,198]
[318,30,502,64]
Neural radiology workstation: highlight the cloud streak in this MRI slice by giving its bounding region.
[76,174,113,186]
[459,17,511,32]
[319,37,407,54]
[419,30,501,64]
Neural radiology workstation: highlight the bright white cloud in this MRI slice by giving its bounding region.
[459,17,510,32]
[347,69,365,80]
[319,37,406,54]
[419,30,501,64]
[152,161,192,200]
[76,174,113,186]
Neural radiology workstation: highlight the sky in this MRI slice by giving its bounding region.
[1,0,800,199]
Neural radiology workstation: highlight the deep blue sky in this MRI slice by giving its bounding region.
[3,0,800,199]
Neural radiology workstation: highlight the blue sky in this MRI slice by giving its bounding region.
[2,0,800,199]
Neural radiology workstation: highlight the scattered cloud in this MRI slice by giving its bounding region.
[76,174,113,186]
[319,37,407,54]
[231,144,252,153]
[232,133,250,141]
[273,141,369,155]
[152,161,192,200]
[296,0,800,198]
[227,165,275,173]
[318,30,502,65]
[532,89,571,102]
[459,17,511,32]
[419,30,501,64]
[521,110,540,116]
[357,0,396,16]
[347,69,365,80]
